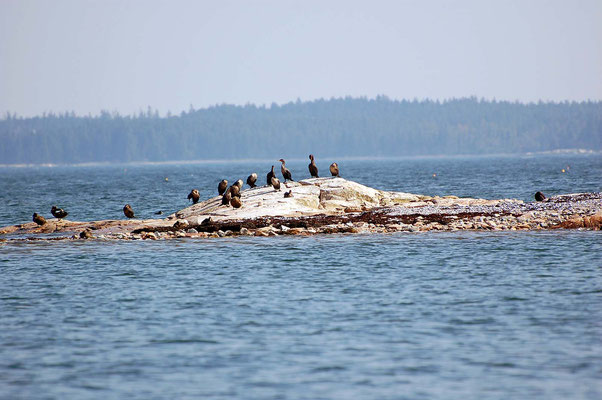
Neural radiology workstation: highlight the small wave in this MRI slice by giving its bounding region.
[448,317,496,325]
[402,365,440,373]
[465,359,517,368]
[115,271,137,276]
[76,384,106,391]
[149,338,219,345]
[502,296,528,301]
[236,321,263,328]
[312,365,347,373]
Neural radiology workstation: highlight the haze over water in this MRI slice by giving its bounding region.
[1,154,601,399]
[2,0,601,396]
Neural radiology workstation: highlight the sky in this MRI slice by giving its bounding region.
[1,0,601,117]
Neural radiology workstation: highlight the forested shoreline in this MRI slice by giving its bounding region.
[1,97,600,164]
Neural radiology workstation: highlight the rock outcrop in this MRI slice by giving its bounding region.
[1,178,600,241]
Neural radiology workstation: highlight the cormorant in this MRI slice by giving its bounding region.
[230,196,242,208]
[51,206,68,219]
[329,162,340,177]
[123,204,135,218]
[535,191,546,202]
[229,184,241,198]
[187,189,200,204]
[267,166,275,186]
[279,159,293,182]
[308,154,319,178]
[247,173,257,188]
[222,188,232,205]
[271,176,281,191]
[33,213,46,226]
[218,179,228,196]
[79,229,93,239]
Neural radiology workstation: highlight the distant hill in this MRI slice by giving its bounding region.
[1,97,601,164]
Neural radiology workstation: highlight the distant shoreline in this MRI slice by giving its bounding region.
[0,149,599,168]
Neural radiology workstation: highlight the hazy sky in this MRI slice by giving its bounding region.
[1,0,601,116]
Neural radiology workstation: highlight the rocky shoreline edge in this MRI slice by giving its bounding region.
[1,178,600,242]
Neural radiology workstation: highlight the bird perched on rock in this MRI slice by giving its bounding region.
[329,162,340,177]
[284,190,293,198]
[535,191,546,202]
[247,173,257,188]
[173,220,188,230]
[221,188,232,206]
[51,206,68,219]
[267,166,275,186]
[123,204,135,218]
[79,229,93,239]
[230,196,242,208]
[271,176,281,191]
[308,154,319,178]
[187,189,200,204]
[234,179,244,189]
[279,159,293,182]
[229,184,241,198]
[33,213,46,226]
[218,179,228,196]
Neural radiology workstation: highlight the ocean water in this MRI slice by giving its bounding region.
[1,154,601,399]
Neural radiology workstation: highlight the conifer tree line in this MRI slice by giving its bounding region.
[1,96,600,164]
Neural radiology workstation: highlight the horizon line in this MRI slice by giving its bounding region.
[0,148,598,169]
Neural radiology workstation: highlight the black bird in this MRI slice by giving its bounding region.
[308,154,319,178]
[229,184,241,198]
[284,190,293,198]
[33,213,46,226]
[329,162,340,177]
[247,173,257,188]
[123,204,135,218]
[271,176,281,191]
[79,229,93,239]
[173,220,189,230]
[230,196,242,208]
[187,189,200,204]
[279,159,293,182]
[535,191,546,202]
[222,188,232,206]
[267,165,275,186]
[218,179,228,196]
[51,206,68,219]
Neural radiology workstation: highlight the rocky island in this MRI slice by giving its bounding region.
[1,178,600,241]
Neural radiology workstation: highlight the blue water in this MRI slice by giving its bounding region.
[1,154,600,225]
[1,154,601,399]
